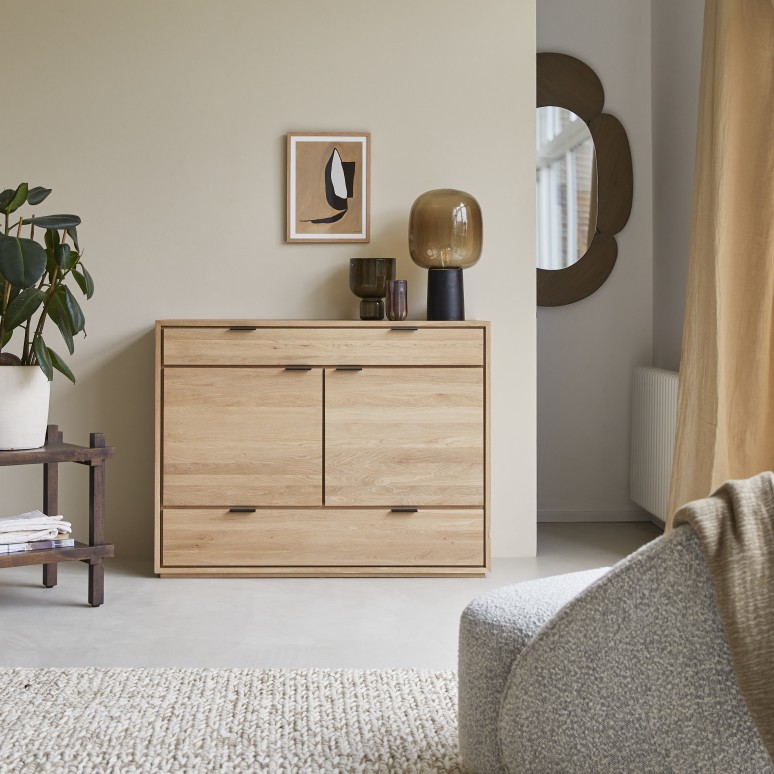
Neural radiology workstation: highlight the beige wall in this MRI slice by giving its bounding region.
[536,0,654,521]
[2,1,536,559]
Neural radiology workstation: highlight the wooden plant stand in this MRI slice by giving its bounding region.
[0,425,115,606]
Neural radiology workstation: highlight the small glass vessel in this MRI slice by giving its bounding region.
[386,280,408,321]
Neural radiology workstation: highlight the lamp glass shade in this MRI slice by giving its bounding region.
[408,189,483,270]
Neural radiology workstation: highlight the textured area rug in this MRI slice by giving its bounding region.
[0,668,462,773]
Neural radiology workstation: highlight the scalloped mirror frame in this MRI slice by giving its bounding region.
[536,53,633,307]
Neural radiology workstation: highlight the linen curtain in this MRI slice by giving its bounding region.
[667,0,774,526]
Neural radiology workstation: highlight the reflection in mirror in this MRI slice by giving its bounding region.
[536,106,597,270]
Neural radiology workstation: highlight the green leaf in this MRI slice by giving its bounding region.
[73,266,94,299]
[54,243,76,270]
[49,285,85,336]
[3,287,45,330]
[0,190,14,211]
[66,226,79,252]
[0,280,20,312]
[63,286,85,333]
[47,291,75,354]
[33,335,53,381]
[1,330,12,347]
[44,228,61,251]
[44,229,60,282]
[26,186,52,206]
[58,315,74,354]
[73,265,94,299]
[6,283,20,307]
[22,214,81,230]
[48,347,75,384]
[0,231,47,288]
[4,183,28,215]
[45,250,58,283]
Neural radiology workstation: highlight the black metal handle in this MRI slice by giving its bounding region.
[390,507,418,513]
[284,366,313,371]
[228,507,256,513]
[229,326,258,331]
[335,366,363,371]
[390,326,419,331]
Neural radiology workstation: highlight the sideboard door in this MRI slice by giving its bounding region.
[324,367,484,507]
[163,367,322,507]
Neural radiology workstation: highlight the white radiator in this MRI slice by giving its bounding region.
[630,367,679,523]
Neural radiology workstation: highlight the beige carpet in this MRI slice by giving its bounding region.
[0,668,462,773]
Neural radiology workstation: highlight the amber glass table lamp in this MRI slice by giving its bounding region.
[408,189,482,320]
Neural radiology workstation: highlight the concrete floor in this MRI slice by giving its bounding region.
[0,522,661,670]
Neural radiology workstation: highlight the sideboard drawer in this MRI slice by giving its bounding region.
[163,326,484,367]
[162,508,485,567]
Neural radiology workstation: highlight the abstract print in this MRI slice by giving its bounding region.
[287,133,369,242]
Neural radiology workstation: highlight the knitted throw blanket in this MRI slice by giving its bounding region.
[673,472,774,760]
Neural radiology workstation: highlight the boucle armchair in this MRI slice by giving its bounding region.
[458,526,773,773]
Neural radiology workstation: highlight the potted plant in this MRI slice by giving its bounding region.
[0,183,94,449]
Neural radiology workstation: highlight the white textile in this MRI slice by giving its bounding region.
[0,510,72,544]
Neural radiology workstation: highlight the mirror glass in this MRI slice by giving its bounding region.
[536,106,597,270]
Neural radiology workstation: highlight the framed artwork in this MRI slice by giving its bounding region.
[287,132,370,243]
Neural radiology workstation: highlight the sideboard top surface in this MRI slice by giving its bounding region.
[156,319,490,329]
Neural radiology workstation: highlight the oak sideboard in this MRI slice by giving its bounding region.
[155,320,490,577]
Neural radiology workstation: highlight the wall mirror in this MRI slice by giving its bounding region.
[536,53,633,307]
[536,106,597,270]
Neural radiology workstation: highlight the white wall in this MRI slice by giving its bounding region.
[652,0,704,371]
[2,0,537,559]
[536,0,654,521]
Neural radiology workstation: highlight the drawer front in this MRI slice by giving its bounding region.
[162,508,484,567]
[163,326,483,367]
[163,368,322,507]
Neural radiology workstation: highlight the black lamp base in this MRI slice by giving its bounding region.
[427,268,465,321]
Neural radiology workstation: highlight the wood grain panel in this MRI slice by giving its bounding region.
[155,322,162,571]
[162,508,484,567]
[159,568,487,578]
[590,113,633,235]
[163,368,322,506]
[537,233,618,307]
[536,52,604,121]
[163,326,483,367]
[325,368,484,506]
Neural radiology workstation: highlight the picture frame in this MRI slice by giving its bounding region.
[286,132,370,243]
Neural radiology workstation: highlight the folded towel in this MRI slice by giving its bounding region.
[0,518,71,531]
[0,511,72,543]
[0,528,70,544]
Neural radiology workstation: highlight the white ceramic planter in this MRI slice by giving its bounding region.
[0,366,51,450]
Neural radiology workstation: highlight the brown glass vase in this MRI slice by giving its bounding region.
[349,258,396,320]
